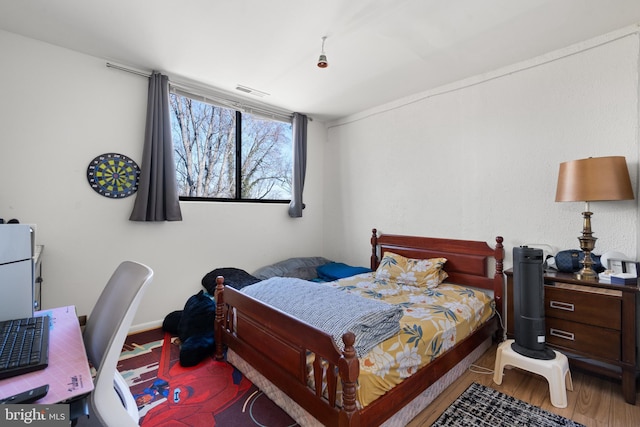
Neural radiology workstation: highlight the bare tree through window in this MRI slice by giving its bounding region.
[170,93,292,200]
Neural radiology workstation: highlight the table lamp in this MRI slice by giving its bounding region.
[555,156,634,280]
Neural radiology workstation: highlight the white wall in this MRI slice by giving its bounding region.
[0,30,326,329]
[3,26,640,331]
[324,29,640,270]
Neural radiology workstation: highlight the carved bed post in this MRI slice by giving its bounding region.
[214,276,225,361]
[370,228,378,270]
[339,332,360,427]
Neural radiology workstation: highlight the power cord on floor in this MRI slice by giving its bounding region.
[468,364,494,375]
[467,304,508,376]
[490,301,508,343]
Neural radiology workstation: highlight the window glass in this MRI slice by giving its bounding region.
[170,93,292,201]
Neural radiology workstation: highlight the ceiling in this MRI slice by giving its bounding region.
[2,1,640,121]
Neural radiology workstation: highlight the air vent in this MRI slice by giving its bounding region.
[235,85,269,98]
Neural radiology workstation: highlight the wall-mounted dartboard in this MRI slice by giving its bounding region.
[87,153,140,198]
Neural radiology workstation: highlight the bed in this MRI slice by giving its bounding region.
[214,229,504,427]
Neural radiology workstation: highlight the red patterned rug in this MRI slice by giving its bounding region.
[118,328,299,426]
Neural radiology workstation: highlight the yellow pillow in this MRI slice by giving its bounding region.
[375,252,448,288]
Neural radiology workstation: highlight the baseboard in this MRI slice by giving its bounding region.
[130,319,163,334]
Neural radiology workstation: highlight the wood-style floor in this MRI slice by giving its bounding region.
[407,343,640,427]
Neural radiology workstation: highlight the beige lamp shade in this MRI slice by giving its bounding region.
[555,156,634,202]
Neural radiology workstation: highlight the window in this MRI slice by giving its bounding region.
[170,92,293,202]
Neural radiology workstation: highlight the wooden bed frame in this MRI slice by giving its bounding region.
[214,229,504,427]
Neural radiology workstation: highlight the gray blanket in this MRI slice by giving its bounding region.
[241,277,403,357]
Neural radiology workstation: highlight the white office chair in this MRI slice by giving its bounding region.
[79,261,154,426]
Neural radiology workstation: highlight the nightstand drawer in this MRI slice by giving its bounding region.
[546,317,620,361]
[545,286,621,330]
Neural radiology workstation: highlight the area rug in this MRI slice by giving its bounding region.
[118,328,299,426]
[431,382,585,427]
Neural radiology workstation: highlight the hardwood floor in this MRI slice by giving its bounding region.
[407,343,640,427]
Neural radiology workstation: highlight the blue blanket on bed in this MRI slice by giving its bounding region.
[241,277,403,357]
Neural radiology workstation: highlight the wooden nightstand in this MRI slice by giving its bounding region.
[505,268,639,405]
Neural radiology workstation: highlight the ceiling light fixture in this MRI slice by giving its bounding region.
[317,36,328,68]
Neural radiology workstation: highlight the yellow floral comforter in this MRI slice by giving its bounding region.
[322,272,494,407]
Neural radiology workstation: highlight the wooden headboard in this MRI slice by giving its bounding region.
[370,228,504,314]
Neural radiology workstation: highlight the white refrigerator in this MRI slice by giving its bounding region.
[0,224,34,321]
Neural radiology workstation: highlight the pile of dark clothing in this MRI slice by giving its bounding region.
[162,267,260,366]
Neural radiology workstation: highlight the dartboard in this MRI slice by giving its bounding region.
[87,153,140,198]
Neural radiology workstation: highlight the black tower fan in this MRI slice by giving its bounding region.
[512,246,555,360]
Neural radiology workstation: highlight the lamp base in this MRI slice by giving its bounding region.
[575,268,597,281]
[576,210,597,281]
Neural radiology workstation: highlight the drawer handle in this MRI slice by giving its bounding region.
[550,328,575,341]
[549,300,574,312]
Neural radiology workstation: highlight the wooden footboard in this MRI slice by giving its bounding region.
[214,277,360,426]
[214,230,504,427]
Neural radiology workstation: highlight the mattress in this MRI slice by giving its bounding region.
[321,273,494,406]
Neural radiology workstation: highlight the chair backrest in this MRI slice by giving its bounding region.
[83,261,154,426]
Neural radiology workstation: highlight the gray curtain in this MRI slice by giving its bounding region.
[288,113,308,218]
[130,72,183,222]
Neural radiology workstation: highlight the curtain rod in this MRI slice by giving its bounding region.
[106,62,150,78]
[105,62,299,121]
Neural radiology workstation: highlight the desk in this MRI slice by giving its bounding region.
[0,306,94,403]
